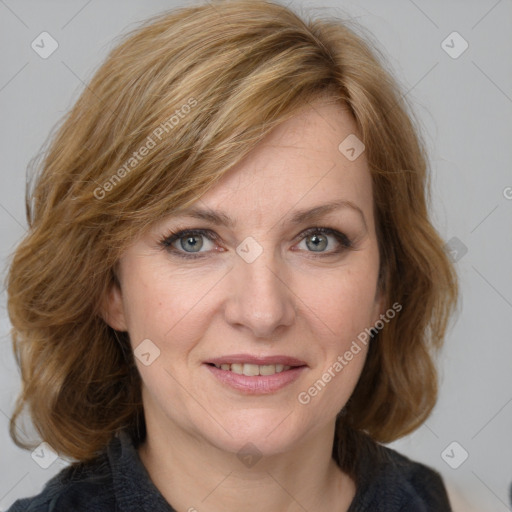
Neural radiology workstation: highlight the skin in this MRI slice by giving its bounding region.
[102,96,385,512]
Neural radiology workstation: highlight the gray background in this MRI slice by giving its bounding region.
[0,1,511,510]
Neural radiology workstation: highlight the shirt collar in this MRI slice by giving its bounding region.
[108,430,176,512]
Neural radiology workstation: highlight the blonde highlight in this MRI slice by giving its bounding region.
[7,0,458,468]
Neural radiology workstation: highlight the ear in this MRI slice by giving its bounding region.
[371,288,386,326]
[100,276,128,332]
[371,272,387,326]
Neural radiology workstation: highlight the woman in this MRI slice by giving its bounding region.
[6,1,458,510]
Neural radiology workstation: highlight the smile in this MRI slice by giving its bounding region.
[210,363,292,375]
[204,355,308,394]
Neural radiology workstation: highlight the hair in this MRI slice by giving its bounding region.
[7,0,458,473]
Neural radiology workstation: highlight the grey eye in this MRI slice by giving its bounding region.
[179,234,204,252]
[305,233,329,252]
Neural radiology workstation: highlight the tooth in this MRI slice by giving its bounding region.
[259,364,276,375]
[231,363,244,374]
[243,363,260,376]
[217,362,293,375]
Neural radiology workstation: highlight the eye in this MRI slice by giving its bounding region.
[158,226,353,260]
[294,227,352,255]
[159,229,219,259]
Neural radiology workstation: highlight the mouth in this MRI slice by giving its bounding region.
[205,354,307,374]
[203,355,308,394]
[207,362,295,376]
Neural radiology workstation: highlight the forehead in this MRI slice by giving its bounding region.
[180,98,374,228]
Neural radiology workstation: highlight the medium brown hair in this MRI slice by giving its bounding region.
[7,0,458,469]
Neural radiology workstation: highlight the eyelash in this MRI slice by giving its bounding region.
[157,227,353,260]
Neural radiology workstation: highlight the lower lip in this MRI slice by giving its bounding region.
[204,364,307,394]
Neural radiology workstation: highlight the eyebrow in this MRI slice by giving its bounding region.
[171,200,367,231]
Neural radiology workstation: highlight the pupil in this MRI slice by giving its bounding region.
[307,234,327,252]
[182,235,203,252]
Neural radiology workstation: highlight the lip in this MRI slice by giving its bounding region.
[205,354,307,367]
[205,364,307,394]
[203,354,308,395]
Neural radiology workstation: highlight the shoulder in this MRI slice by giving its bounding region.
[351,440,453,511]
[382,446,451,506]
[6,453,115,512]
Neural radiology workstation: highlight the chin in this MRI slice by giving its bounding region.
[189,408,319,458]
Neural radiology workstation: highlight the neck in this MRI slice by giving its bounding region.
[138,416,355,512]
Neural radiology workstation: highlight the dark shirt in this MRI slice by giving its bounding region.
[7,430,452,511]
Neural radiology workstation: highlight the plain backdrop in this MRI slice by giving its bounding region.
[0,1,511,510]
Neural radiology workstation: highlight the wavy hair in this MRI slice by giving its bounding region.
[7,0,458,470]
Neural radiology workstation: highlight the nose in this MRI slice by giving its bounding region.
[223,244,296,339]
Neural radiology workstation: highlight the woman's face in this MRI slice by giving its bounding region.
[104,98,384,456]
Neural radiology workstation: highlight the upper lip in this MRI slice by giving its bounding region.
[205,354,307,367]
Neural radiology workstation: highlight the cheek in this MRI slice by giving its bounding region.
[120,260,213,344]
[299,264,380,344]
